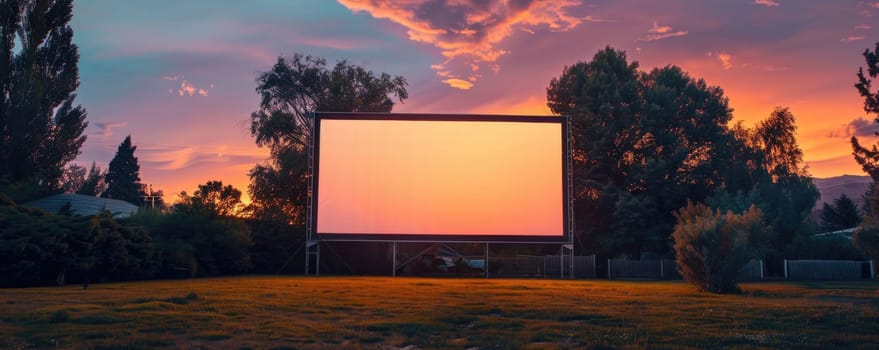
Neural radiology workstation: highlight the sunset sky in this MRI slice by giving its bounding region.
[70,0,879,203]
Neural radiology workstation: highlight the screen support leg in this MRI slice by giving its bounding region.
[305,240,320,276]
[392,241,397,277]
[561,243,574,279]
[484,243,489,278]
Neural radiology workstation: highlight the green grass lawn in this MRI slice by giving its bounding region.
[1,276,877,349]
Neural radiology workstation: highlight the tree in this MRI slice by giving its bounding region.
[673,202,770,293]
[820,194,861,232]
[0,0,88,195]
[175,180,242,217]
[748,108,819,254]
[77,161,106,196]
[248,54,408,223]
[60,163,86,193]
[546,47,737,258]
[849,42,879,270]
[851,42,879,178]
[103,135,142,204]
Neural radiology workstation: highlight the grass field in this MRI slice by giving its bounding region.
[1,276,878,349]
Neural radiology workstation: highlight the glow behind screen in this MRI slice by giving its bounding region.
[316,118,563,237]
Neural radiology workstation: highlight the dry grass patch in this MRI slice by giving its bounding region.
[0,276,877,349]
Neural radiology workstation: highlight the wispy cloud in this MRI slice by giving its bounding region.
[639,21,687,41]
[840,35,865,42]
[855,24,872,30]
[141,145,266,171]
[753,0,780,7]
[828,117,879,138]
[707,51,734,69]
[717,52,733,69]
[870,2,879,9]
[93,121,128,141]
[336,0,592,89]
[162,75,183,81]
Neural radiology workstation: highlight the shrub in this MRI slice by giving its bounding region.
[673,202,770,293]
[854,224,879,262]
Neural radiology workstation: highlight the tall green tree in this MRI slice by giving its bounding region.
[103,135,142,204]
[248,53,408,223]
[0,0,87,195]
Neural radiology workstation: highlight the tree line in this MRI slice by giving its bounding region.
[1,1,878,291]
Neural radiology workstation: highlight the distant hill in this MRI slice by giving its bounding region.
[813,175,872,209]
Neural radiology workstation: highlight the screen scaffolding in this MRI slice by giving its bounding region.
[304,112,574,276]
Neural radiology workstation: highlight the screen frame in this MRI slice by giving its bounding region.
[309,112,572,243]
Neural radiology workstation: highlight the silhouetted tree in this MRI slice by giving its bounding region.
[77,161,106,196]
[749,108,819,254]
[547,47,736,258]
[175,180,242,217]
[60,163,86,193]
[0,0,87,197]
[103,135,142,204]
[820,194,861,231]
[248,53,408,223]
[851,42,879,179]
[849,42,879,267]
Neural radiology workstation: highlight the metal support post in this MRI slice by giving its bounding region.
[784,259,788,279]
[305,241,320,276]
[392,242,397,277]
[484,243,489,278]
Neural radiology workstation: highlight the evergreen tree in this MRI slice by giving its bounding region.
[851,42,879,179]
[0,0,88,195]
[103,135,142,204]
[77,161,107,196]
[848,42,879,264]
[820,194,861,231]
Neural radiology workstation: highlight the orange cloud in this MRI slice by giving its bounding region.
[639,21,687,41]
[442,78,474,90]
[713,52,733,69]
[176,80,211,97]
[336,0,589,89]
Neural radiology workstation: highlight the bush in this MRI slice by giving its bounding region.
[854,224,879,261]
[673,202,770,293]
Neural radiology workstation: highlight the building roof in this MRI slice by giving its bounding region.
[23,193,139,218]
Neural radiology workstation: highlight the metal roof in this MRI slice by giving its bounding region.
[23,193,139,218]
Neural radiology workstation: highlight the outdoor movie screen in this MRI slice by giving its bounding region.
[312,112,569,242]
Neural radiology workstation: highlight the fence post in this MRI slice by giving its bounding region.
[871,260,875,279]
[543,256,546,279]
[592,255,596,279]
[784,259,788,279]
[660,259,665,280]
[760,260,764,280]
[607,259,611,279]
